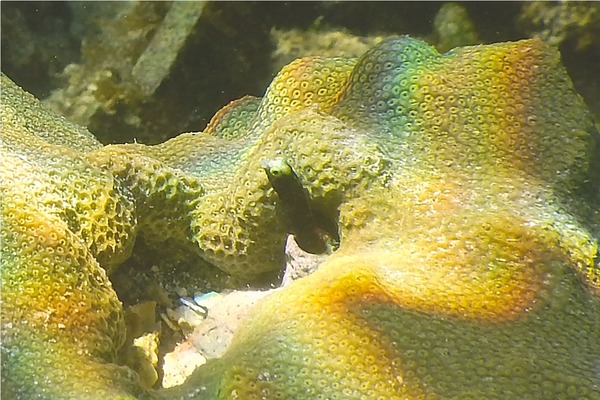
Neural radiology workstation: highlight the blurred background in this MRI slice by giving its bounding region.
[2,1,598,144]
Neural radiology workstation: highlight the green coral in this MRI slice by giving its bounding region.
[2,35,600,399]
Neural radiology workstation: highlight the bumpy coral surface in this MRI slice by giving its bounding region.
[1,36,599,399]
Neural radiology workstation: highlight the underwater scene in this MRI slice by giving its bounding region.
[1,2,599,399]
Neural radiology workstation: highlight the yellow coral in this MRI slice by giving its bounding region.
[2,36,599,399]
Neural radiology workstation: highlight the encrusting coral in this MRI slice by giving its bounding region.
[1,36,599,399]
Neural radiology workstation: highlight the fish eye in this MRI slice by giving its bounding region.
[263,157,292,179]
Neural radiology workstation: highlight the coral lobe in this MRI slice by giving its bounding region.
[1,36,599,399]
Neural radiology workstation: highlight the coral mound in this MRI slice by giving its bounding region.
[2,36,599,399]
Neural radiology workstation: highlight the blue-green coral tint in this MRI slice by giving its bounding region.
[1,36,599,399]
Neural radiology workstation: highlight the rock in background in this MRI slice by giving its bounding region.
[2,2,598,145]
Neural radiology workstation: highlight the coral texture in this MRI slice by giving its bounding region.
[2,36,599,399]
